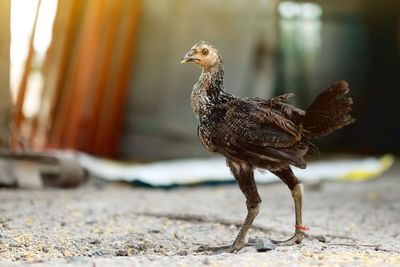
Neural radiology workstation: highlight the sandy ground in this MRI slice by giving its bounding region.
[0,162,399,266]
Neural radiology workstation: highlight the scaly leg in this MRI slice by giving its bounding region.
[271,168,306,246]
[198,159,261,253]
[227,159,261,252]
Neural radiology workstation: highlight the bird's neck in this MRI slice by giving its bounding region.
[191,62,226,119]
[200,62,225,97]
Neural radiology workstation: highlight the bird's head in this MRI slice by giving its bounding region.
[180,41,221,69]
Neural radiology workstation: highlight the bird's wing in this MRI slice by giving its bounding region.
[222,100,302,146]
[251,94,305,123]
[209,100,307,168]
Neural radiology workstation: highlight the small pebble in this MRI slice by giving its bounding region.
[178,250,188,256]
[85,218,97,225]
[254,238,276,252]
[87,250,106,257]
[89,239,101,245]
[115,250,129,256]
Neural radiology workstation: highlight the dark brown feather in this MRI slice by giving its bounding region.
[189,51,354,172]
[303,80,355,139]
[183,42,355,252]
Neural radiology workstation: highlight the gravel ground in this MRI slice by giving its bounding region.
[0,162,399,266]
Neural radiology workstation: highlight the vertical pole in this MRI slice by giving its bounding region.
[0,0,11,150]
[14,0,42,127]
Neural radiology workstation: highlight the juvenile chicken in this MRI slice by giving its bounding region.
[181,41,354,252]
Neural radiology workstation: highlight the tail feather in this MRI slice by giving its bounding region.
[303,80,355,139]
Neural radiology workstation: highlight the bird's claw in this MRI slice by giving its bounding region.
[271,231,305,246]
[196,241,248,254]
[305,233,327,243]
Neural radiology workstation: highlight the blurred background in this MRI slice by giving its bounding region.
[0,0,399,161]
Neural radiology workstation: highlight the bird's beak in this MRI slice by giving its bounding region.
[180,50,196,64]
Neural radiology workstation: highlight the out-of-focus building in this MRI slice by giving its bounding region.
[2,0,400,160]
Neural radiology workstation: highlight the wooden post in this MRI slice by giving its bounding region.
[14,0,42,127]
[0,0,11,150]
[97,0,142,157]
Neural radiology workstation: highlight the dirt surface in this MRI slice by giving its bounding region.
[0,162,399,266]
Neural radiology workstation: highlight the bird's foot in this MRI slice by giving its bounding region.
[227,240,246,253]
[271,231,305,246]
[196,240,248,254]
[305,233,327,243]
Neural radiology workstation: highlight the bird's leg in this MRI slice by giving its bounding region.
[195,159,260,254]
[229,197,260,252]
[197,195,260,254]
[227,159,261,252]
[228,160,261,252]
[271,168,306,246]
[196,159,262,253]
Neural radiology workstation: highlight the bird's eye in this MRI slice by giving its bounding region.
[202,49,209,55]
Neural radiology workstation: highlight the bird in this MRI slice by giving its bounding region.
[181,41,355,253]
